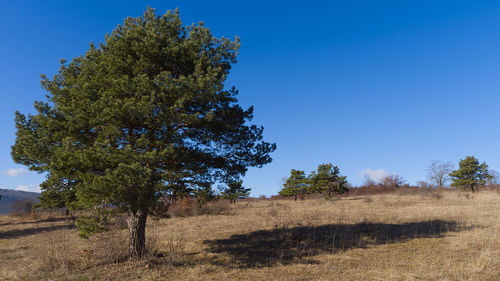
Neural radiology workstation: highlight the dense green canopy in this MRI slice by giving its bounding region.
[279,164,348,200]
[450,156,491,192]
[309,163,348,196]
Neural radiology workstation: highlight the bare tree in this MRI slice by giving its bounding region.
[487,169,500,185]
[362,175,376,186]
[427,160,454,188]
[380,175,405,188]
[417,181,432,188]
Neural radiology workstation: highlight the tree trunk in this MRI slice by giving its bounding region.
[127,210,148,259]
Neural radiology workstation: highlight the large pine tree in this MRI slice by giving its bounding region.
[11,8,275,258]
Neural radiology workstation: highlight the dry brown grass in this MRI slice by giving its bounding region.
[167,198,232,218]
[1,190,500,280]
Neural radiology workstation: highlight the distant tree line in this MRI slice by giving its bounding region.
[280,156,498,200]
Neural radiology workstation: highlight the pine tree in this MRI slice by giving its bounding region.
[194,184,216,208]
[450,156,491,192]
[221,181,251,204]
[11,8,275,259]
[308,163,348,198]
[279,169,308,200]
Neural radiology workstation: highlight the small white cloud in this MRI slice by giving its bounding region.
[4,168,28,177]
[360,168,391,184]
[15,184,41,193]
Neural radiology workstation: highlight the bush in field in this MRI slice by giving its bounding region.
[380,175,406,188]
[168,198,197,217]
[198,200,231,215]
[167,197,230,217]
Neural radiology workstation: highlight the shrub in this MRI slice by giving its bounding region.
[380,175,406,188]
[198,200,231,216]
[168,198,197,217]
[347,185,396,196]
[167,198,231,218]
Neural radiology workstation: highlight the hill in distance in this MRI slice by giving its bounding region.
[0,188,40,215]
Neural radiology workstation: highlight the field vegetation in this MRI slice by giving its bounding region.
[2,187,500,280]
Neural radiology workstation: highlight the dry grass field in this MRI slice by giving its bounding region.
[1,189,500,280]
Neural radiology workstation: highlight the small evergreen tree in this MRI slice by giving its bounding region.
[221,181,250,204]
[279,169,308,200]
[450,156,492,192]
[308,163,348,198]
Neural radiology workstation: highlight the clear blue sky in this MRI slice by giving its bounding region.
[1,0,500,195]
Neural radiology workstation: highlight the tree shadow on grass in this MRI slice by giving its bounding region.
[203,220,476,268]
[0,224,74,239]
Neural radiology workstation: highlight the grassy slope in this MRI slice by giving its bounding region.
[1,190,500,280]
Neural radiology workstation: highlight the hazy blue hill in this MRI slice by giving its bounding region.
[0,189,40,215]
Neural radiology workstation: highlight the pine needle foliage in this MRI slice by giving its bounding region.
[280,164,348,200]
[308,163,348,197]
[450,156,491,192]
[279,169,308,200]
